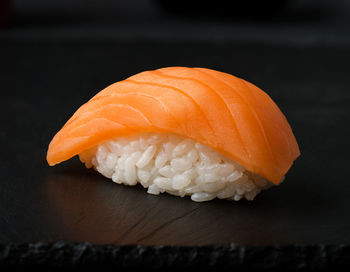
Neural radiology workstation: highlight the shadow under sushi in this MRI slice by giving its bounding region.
[42,159,334,246]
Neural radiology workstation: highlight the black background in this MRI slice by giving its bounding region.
[0,0,350,247]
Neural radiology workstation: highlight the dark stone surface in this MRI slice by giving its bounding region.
[1,41,349,247]
[0,242,349,270]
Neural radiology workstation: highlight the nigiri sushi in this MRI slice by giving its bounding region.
[47,67,300,202]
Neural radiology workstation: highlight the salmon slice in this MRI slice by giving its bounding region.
[47,67,300,184]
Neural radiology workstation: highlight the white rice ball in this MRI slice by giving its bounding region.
[79,133,273,202]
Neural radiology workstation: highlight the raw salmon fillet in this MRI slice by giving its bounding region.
[47,67,300,184]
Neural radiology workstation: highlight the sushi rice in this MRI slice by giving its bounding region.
[79,133,273,202]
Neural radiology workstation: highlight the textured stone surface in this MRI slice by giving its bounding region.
[0,242,349,270]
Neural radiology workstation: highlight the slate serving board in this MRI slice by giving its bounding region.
[0,40,349,269]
